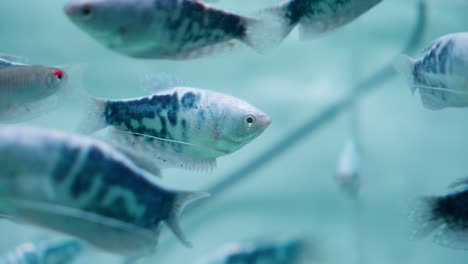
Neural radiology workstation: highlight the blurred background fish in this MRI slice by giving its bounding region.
[0,58,80,123]
[410,177,468,250]
[395,32,468,110]
[195,237,318,264]
[0,238,84,264]
[263,0,382,40]
[63,0,285,60]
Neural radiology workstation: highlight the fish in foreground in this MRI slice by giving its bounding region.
[1,238,84,264]
[77,74,271,171]
[263,0,382,40]
[0,55,79,123]
[410,177,468,249]
[0,126,208,258]
[395,32,468,110]
[63,0,285,60]
[196,237,318,264]
[335,138,361,197]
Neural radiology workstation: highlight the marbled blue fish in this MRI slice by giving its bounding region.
[63,0,285,60]
[395,32,468,110]
[264,0,382,40]
[196,237,317,264]
[78,74,271,171]
[0,126,207,258]
[1,238,84,264]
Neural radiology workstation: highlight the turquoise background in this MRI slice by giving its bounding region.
[1,0,468,263]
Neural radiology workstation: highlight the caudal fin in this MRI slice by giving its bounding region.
[394,55,417,94]
[408,197,443,240]
[242,2,296,52]
[76,95,108,134]
[165,191,210,247]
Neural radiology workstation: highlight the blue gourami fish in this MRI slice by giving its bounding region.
[63,0,285,60]
[195,237,317,264]
[0,56,80,123]
[1,238,84,264]
[410,177,468,250]
[335,138,361,197]
[77,74,271,171]
[263,0,382,40]
[395,33,468,110]
[0,126,208,257]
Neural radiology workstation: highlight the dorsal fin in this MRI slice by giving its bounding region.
[141,73,187,94]
[0,53,28,67]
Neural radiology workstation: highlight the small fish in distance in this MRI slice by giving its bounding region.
[77,74,271,171]
[410,177,468,249]
[64,0,286,60]
[395,32,468,110]
[195,237,318,264]
[1,238,84,264]
[335,138,361,197]
[263,0,382,40]
[0,126,208,258]
[0,56,80,123]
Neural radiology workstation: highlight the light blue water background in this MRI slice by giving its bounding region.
[1,0,468,263]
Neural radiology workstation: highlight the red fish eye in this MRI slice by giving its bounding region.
[54,70,64,80]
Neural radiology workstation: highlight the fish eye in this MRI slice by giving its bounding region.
[243,114,256,127]
[81,5,92,16]
[54,70,64,80]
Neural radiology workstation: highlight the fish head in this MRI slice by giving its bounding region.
[42,67,69,95]
[213,96,271,153]
[64,0,152,52]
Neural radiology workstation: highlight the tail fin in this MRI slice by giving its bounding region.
[165,191,210,247]
[408,197,442,240]
[76,95,108,134]
[394,55,417,94]
[242,2,297,52]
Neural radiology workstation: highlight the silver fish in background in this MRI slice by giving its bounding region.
[77,74,271,171]
[335,138,361,197]
[1,238,84,264]
[395,32,468,110]
[410,177,468,249]
[264,0,382,40]
[63,0,285,60]
[0,126,207,258]
[0,57,78,123]
[195,237,317,264]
